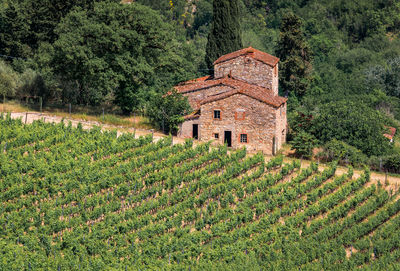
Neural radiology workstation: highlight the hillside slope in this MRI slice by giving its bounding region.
[1,114,400,270]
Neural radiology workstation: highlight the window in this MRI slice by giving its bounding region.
[235,109,246,120]
[214,133,219,139]
[240,134,248,143]
[274,65,278,76]
[214,110,221,120]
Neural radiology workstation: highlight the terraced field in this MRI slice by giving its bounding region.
[0,114,399,270]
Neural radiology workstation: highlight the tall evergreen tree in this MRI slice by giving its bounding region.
[277,12,312,97]
[205,0,243,72]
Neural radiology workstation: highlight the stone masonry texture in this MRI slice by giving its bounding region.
[175,47,287,154]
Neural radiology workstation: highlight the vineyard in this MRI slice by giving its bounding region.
[1,114,400,270]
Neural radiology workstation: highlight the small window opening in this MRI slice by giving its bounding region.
[214,110,221,119]
[214,133,219,139]
[240,134,248,143]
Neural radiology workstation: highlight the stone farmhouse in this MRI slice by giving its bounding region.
[175,47,287,154]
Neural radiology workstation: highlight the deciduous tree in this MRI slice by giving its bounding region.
[53,2,194,112]
[313,100,391,156]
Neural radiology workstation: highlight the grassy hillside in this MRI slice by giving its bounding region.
[1,114,400,270]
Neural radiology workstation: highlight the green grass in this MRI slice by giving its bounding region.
[1,99,154,129]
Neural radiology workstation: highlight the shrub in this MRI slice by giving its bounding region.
[383,155,400,174]
[146,89,191,135]
[290,131,317,158]
[313,100,392,156]
[316,139,368,166]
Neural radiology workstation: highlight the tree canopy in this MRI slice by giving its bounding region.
[205,0,243,71]
[0,0,399,159]
[0,60,18,101]
[313,100,392,156]
[52,1,195,112]
[277,12,312,98]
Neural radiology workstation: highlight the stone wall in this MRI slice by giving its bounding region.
[198,94,280,154]
[178,118,200,138]
[214,56,278,96]
[274,102,287,153]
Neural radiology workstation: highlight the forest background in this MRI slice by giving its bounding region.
[1,0,400,170]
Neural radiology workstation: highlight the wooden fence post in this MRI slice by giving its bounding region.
[39,97,42,115]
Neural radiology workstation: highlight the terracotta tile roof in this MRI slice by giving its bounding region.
[199,87,287,108]
[175,76,268,94]
[183,109,200,120]
[384,126,396,141]
[180,75,212,85]
[174,77,227,93]
[175,75,286,109]
[213,47,279,67]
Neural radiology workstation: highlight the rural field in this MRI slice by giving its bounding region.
[1,114,400,270]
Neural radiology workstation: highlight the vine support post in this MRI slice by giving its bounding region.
[25,112,28,124]
[39,96,42,115]
[385,171,388,186]
[69,103,71,117]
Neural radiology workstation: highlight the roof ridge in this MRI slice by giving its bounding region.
[213,47,279,67]
[199,87,287,108]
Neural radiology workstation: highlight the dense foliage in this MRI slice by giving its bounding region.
[0,0,399,157]
[146,89,191,134]
[1,116,400,269]
[313,100,391,156]
[205,0,242,70]
[317,139,368,167]
[52,2,194,112]
[0,60,18,101]
[276,12,312,98]
[290,131,316,158]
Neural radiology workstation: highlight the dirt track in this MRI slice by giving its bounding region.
[7,112,187,144]
[282,157,400,191]
[6,112,400,186]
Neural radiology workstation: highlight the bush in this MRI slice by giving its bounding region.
[316,139,368,167]
[290,131,317,158]
[313,100,392,156]
[0,60,19,101]
[383,155,400,174]
[146,89,191,135]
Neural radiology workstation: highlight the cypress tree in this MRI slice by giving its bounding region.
[205,0,243,73]
[276,12,312,98]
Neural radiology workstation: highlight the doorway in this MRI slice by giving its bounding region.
[193,124,198,139]
[224,131,232,147]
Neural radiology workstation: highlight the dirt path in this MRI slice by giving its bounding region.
[282,157,400,191]
[6,112,400,186]
[7,112,187,145]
